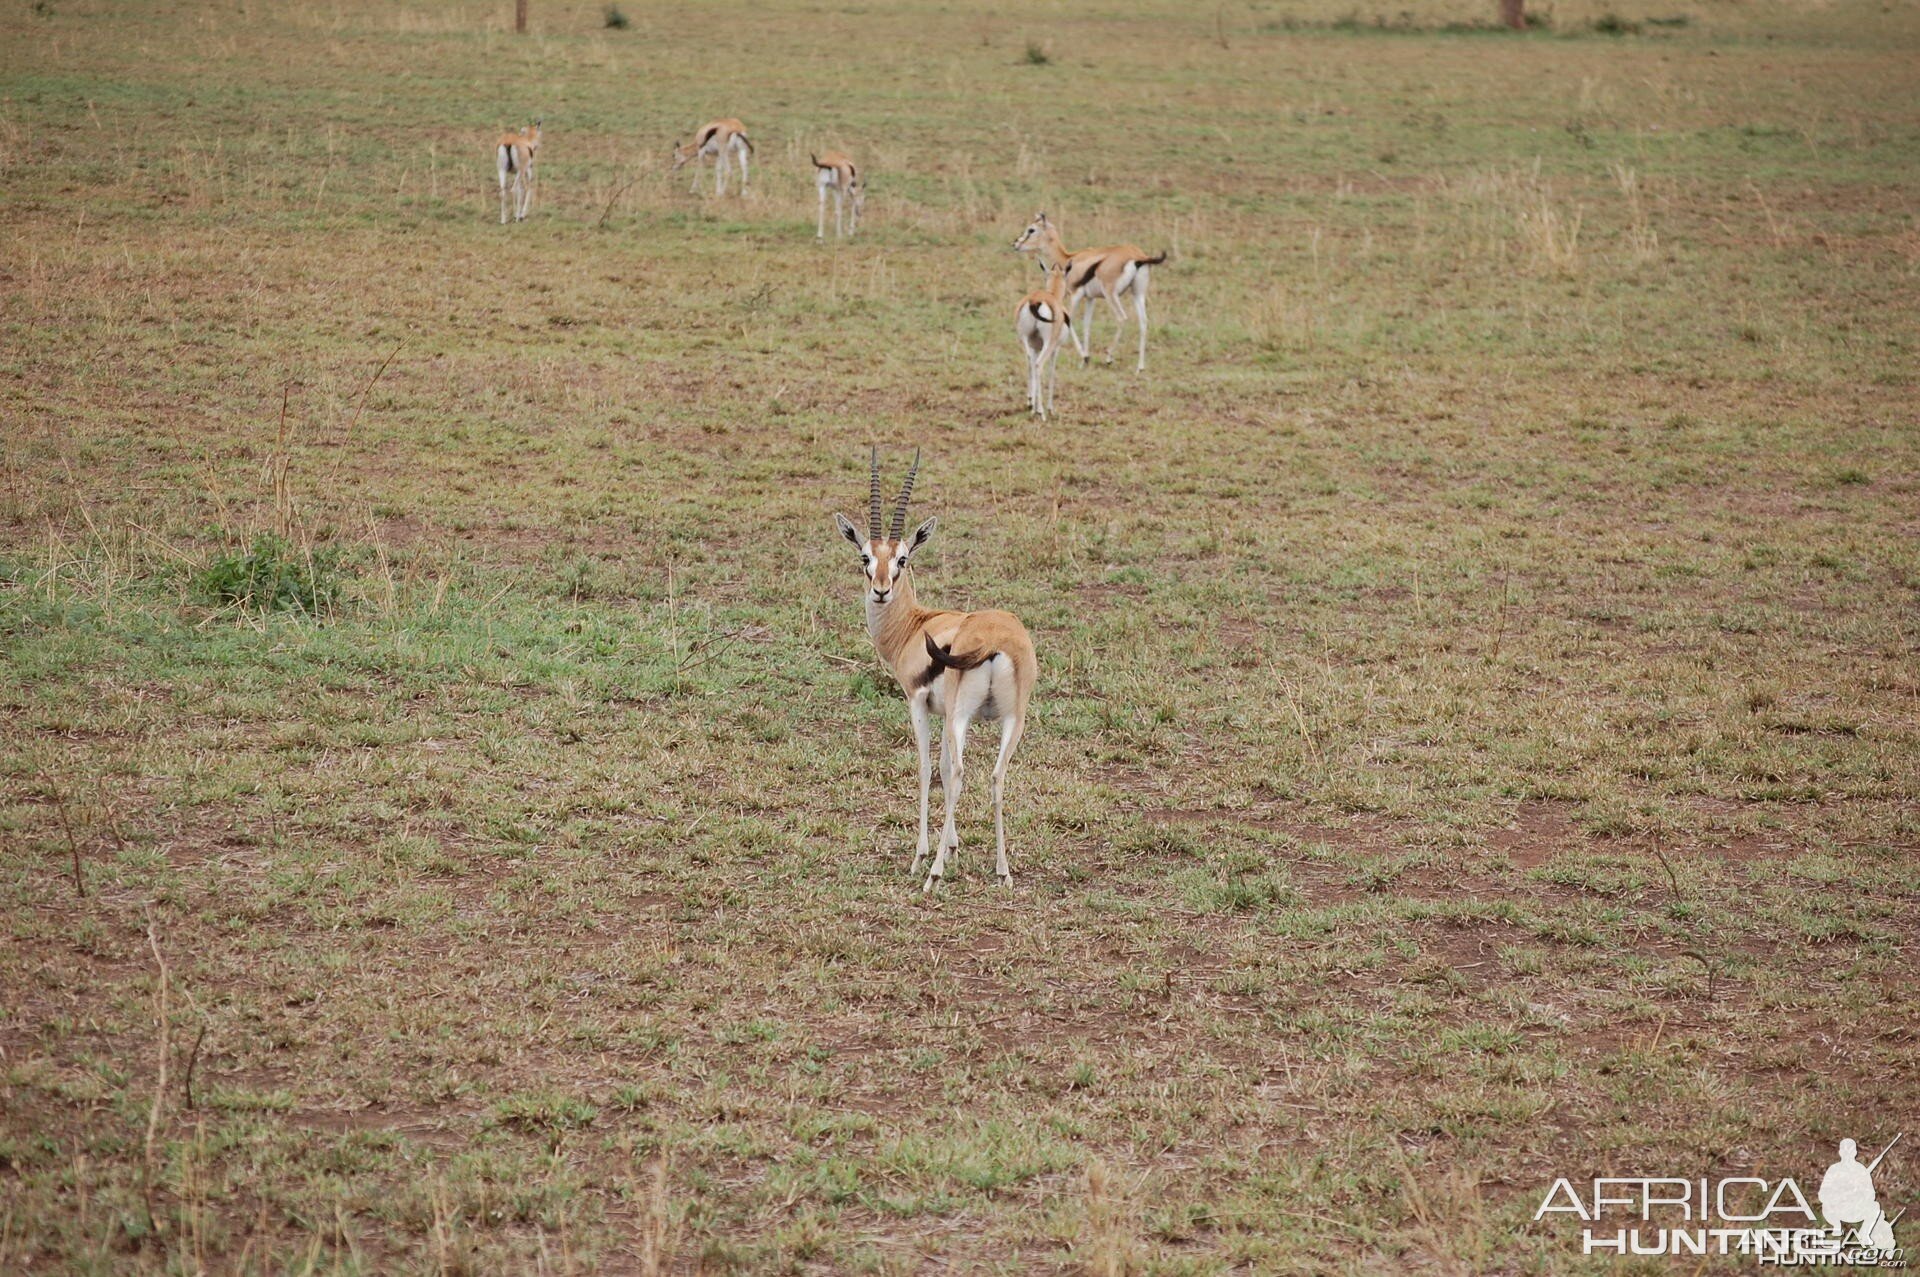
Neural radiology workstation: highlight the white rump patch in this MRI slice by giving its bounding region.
[1035,303,1054,323]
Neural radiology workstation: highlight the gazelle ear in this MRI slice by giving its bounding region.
[833,513,863,547]
[907,516,938,552]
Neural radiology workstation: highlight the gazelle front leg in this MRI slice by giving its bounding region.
[817,181,828,239]
[1071,295,1093,364]
[909,693,934,876]
[990,714,1023,885]
[927,712,969,891]
[498,158,511,225]
[834,187,844,238]
[715,152,726,196]
[737,146,749,194]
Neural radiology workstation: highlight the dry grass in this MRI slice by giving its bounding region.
[2,0,1918,1271]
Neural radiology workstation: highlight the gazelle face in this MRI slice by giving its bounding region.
[835,516,937,606]
[1012,213,1050,253]
[670,141,695,171]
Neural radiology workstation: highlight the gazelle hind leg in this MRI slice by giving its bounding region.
[1133,269,1151,371]
[1073,296,1093,364]
[1103,292,1130,365]
[498,151,511,225]
[817,184,827,239]
[991,713,1024,885]
[927,707,970,891]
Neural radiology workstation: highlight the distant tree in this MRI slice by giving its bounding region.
[1499,0,1528,27]
[515,0,528,33]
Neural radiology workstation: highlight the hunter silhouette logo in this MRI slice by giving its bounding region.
[1821,1136,1903,1255]
[1535,1132,1908,1265]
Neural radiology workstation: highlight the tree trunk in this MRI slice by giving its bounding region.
[1498,0,1527,28]
[515,0,528,34]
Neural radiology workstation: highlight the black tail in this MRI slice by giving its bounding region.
[740,133,755,155]
[925,634,994,671]
[1141,251,1167,266]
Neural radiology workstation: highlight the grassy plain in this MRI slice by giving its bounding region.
[3,0,1918,1271]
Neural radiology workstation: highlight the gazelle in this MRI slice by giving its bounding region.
[810,151,864,239]
[1016,263,1074,418]
[495,119,542,224]
[672,119,752,195]
[1011,212,1166,372]
[834,451,1038,891]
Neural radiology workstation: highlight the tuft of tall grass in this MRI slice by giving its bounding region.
[197,534,345,615]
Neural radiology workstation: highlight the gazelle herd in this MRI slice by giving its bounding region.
[485,113,1169,888]
[489,117,1167,419]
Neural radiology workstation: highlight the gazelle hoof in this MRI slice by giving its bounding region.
[921,873,941,893]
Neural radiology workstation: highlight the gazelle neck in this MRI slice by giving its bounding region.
[866,570,922,669]
[1039,227,1073,269]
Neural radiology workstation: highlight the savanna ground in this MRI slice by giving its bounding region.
[3,0,1918,1271]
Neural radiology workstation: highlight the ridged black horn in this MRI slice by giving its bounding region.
[889,449,921,541]
[867,447,883,542]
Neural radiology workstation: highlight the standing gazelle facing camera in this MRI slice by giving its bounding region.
[1016,263,1074,419]
[495,119,542,224]
[811,151,864,239]
[672,119,752,196]
[835,451,1038,891]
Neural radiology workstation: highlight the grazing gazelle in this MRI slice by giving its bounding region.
[672,119,753,195]
[1016,263,1074,419]
[834,450,1038,891]
[1011,211,1167,372]
[495,119,542,224]
[810,151,864,239]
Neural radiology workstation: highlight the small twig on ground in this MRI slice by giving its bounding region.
[38,769,86,898]
[1488,570,1512,661]
[1648,836,1681,902]
[342,341,404,445]
[183,1023,208,1112]
[142,913,172,1234]
[1678,948,1717,1001]
[596,175,641,228]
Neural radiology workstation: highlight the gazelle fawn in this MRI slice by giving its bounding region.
[495,120,542,224]
[672,119,753,195]
[1012,211,1166,372]
[835,451,1038,891]
[811,151,865,239]
[1016,264,1074,419]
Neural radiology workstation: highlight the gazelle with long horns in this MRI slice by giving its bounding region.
[835,451,1038,891]
[1011,211,1166,372]
[810,151,865,239]
[495,119,542,224]
[1016,263,1074,419]
[672,119,753,195]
